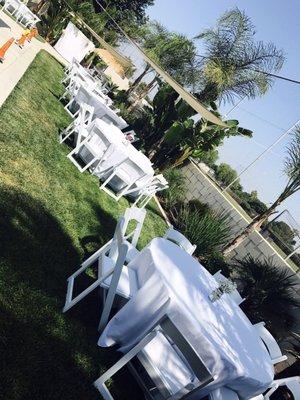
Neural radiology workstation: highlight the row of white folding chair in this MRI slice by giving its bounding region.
[60,103,94,150]
[213,270,245,306]
[253,322,287,365]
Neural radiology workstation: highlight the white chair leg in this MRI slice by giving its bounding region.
[59,122,76,143]
[94,330,157,399]
[98,243,128,332]
[67,149,99,173]
[140,194,152,209]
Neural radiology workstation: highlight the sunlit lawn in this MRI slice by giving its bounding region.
[0,50,167,400]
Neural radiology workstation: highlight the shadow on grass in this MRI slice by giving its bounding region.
[0,185,142,400]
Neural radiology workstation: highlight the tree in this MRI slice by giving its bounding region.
[148,98,253,170]
[94,0,154,26]
[196,149,219,167]
[193,8,285,103]
[223,127,300,255]
[128,22,197,93]
[232,256,300,339]
[269,221,297,248]
[214,163,239,188]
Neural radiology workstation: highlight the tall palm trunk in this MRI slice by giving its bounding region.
[127,75,157,112]
[223,194,285,255]
[127,64,151,94]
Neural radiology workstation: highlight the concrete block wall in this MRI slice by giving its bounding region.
[181,161,297,272]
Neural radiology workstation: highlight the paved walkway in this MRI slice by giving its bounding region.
[0,10,68,107]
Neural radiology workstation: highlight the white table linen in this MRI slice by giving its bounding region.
[99,238,274,399]
[78,119,154,191]
[54,22,95,63]
[75,87,127,129]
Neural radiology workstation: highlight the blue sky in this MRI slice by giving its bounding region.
[147,0,300,225]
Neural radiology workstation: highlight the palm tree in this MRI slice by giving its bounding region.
[128,22,197,93]
[232,256,300,339]
[223,127,300,255]
[194,8,285,103]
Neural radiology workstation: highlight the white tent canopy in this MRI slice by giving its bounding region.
[54,21,95,63]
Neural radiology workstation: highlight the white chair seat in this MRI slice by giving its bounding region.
[141,331,195,395]
[101,257,138,299]
[209,387,239,399]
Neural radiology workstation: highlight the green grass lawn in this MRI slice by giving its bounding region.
[0,50,167,400]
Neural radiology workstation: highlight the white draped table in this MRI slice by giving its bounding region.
[75,87,127,129]
[78,119,154,193]
[99,238,274,399]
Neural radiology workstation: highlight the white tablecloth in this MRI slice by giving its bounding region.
[99,238,274,399]
[54,22,95,63]
[79,119,154,192]
[75,87,127,129]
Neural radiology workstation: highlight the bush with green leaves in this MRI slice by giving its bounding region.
[160,168,186,211]
[232,256,300,339]
[202,252,231,276]
[175,205,232,258]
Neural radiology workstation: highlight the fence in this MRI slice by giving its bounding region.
[181,160,300,275]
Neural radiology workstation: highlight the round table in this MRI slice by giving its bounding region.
[99,238,274,399]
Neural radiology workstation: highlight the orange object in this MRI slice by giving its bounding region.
[0,38,14,62]
[27,27,38,42]
[16,34,28,47]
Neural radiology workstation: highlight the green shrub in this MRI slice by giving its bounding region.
[187,199,211,216]
[160,168,186,211]
[175,205,232,258]
[232,256,300,338]
[202,252,231,276]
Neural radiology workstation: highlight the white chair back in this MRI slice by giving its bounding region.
[94,315,214,399]
[251,376,300,400]
[164,226,196,255]
[119,157,145,182]
[75,103,94,149]
[254,322,287,365]
[122,207,146,248]
[63,217,129,332]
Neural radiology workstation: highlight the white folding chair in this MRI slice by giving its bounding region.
[60,103,94,150]
[67,122,113,173]
[253,322,288,365]
[63,217,129,332]
[164,226,197,255]
[209,387,239,400]
[15,5,40,27]
[213,270,245,306]
[3,0,22,16]
[99,207,146,300]
[250,376,300,400]
[94,315,214,400]
[133,174,169,209]
[100,157,148,201]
